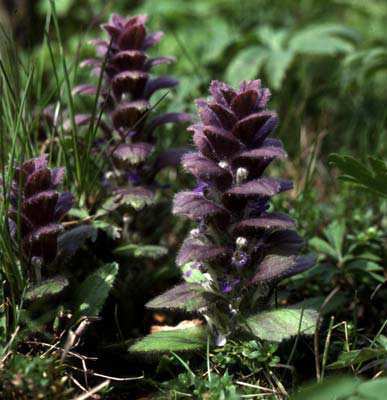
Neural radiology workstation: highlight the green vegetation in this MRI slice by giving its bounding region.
[0,0,385,398]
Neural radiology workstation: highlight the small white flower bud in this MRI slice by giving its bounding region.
[236,236,248,249]
[190,228,201,237]
[218,160,229,169]
[236,167,248,184]
[123,214,131,223]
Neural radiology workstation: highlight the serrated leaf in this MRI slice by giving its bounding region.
[244,306,318,342]
[74,262,119,318]
[25,276,69,301]
[113,244,168,259]
[146,283,207,312]
[129,326,207,353]
[329,153,387,197]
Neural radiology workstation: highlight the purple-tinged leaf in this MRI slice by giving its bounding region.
[258,87,271,108]
[146,283,207,312]
[232,111,277,143]
[238,79,262,93]
[226,177,293,198]
[124,14,148,28]
[111,50,147,71]
[72,84,97,96]
[209,80,236,107]
[51,167,65,186]
[112,70,149,99]
[173,191,229,221]
[113,142,154,166]
[266,230,304,255]
[144,76,178,98]
[117,24,146,50]
[233,213,295,236]
[203,125,242,159]
[102,23,122,38]
[89,39,110,56]
[29,223,64,264]
[54,192,74,221]
[251,254,315,284]
[232,142,286,164]
[231,90,258,118]
[24,168,52,197]
[145,56,175,69]
[196,100,222,127]
[80,58,101,69]
[152,147,189,173]
[177,237,230,266]
[23,190,58,225]
[147,112,191,134]
[207,102,237,130]
[111,100,148,129]
[182,152,232,190]
[64,114,90,130]
[143,31,164,49]
[190,125,217,161]
[58,225,97,259]
[253,114,279,146]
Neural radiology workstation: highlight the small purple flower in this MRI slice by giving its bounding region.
[231,250,250,270]
[220,278,240,293]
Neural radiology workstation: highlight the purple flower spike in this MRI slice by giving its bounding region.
[75,14,190,192]
[173,80,314,298]
[8,156,73,266]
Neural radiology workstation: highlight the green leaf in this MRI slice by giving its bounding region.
[74,262,119,318]
[265,49,294,89]
[309,237,338,259]
[329,348,387,369]
[129,326,207,353]
[225,47,266,86]
[146,283,207,312]
[38,0,75,16]
[291,377,362,400]
[329,153,387,197]
[356,378,387,400]
[369,156,387,176]
[324,220,346,256]
[113,244,168,259]
[25,276,69,302]
[244,306,318,342]
[101,189,154,212]
[289,24,356,55]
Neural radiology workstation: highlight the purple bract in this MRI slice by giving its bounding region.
[173,80,314,297]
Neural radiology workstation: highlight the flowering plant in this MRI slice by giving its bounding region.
[144,80,316,346]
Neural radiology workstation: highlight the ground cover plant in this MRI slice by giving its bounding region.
[0,0,386,399]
